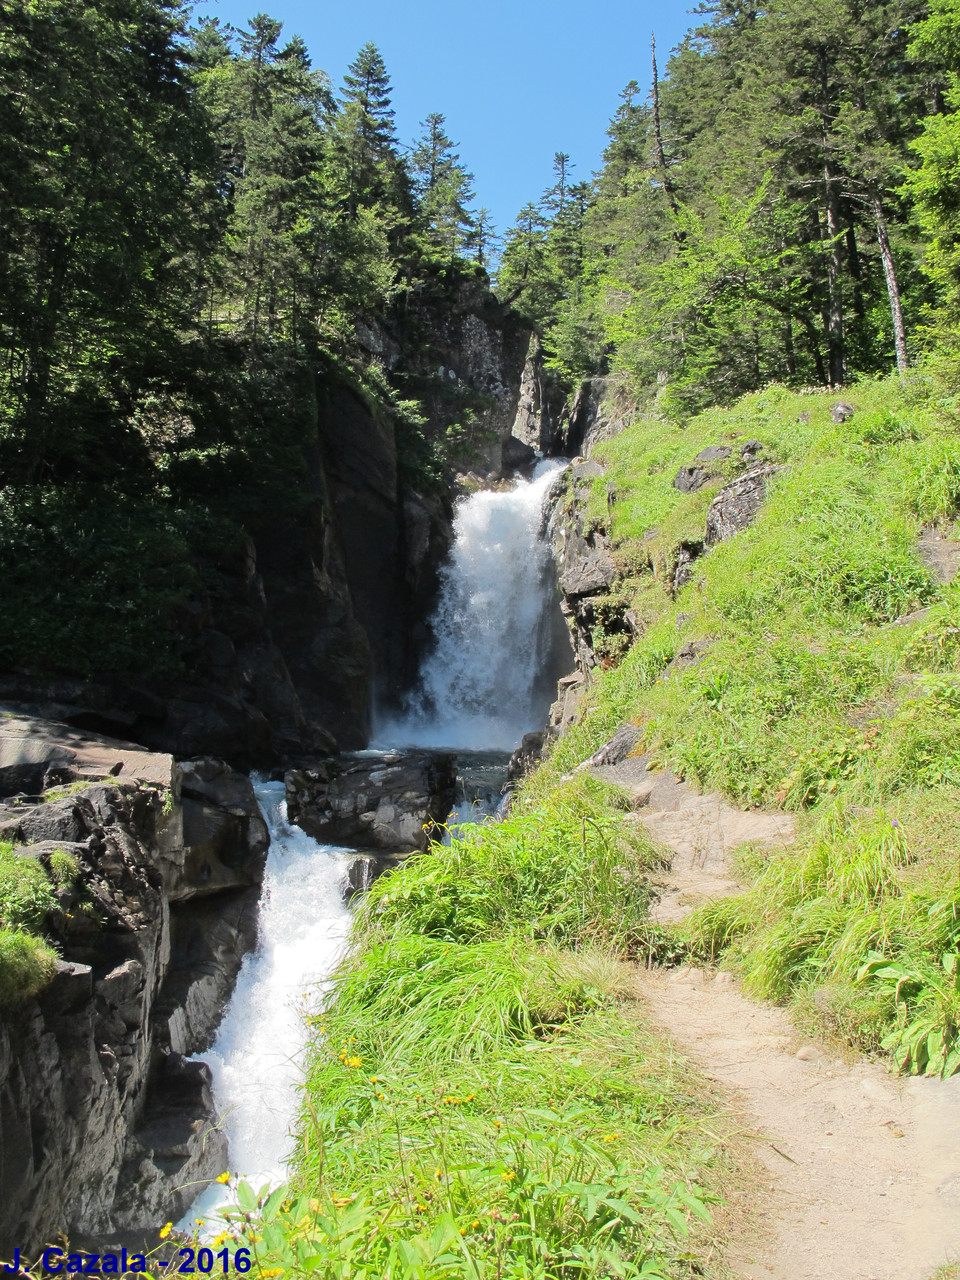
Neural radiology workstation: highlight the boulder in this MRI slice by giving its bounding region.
[673,445,731,494]
[831,401,856,423]
[286,750,458,851]
[704,462,781,545]
[507,732,545,782]
[585,724,642,768]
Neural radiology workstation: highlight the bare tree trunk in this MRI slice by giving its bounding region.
[819,49,844,387]
[872,187,909,374]
[822,165,845,386]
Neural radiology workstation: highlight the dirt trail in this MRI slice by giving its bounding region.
[588,755,960,1279]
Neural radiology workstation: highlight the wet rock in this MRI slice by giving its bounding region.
[158,886,260,1056]
[0,715,265,1253]
[286,751,458,851]
[704,462,781,545]
[507,732,545,782]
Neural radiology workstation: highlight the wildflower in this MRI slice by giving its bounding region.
[501,1171,515,1181]
[346,1056,362,1068]
[417,1204,427,1213]
[370,1076,378,1084]
[215,1171,231,1184]
[891,818,900,828]
[472,1221,480,1230]
[260,1269,285,1278]
[159,1224,173,1240]
[377,1092,385,1100]
[466,1094,474,1102]
[460,1228,467,1236]
[494,1120,501,1128]
[435,1168,443,1181]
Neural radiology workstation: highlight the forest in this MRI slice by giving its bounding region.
[4,0,960,677]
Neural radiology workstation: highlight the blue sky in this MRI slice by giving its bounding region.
[192,0,697,237]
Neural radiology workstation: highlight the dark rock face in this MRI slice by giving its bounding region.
[673,541,705,592]
[0,715,268,1251]
[704,462,781,546]
[507,732,545,782]
[286,751,458,851]
[673,445,732,494]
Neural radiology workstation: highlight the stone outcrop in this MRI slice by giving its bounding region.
[0,713,267,1252]
[704,461,781,545]
[286,750,458,851]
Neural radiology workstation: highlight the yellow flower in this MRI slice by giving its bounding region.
[159,1224,173,1240]
[376,1092,385,1100]
[500,1171,515,1181]
[466,1094,474,1102]
[370,1076,378,1083]
[346,1056,362,1068]
[434,1168,443,1180]
[460,1228,467,1236]
[215,1171,231,1183]
[472,1221,480,1229]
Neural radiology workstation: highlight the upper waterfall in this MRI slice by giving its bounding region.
[377,460,573,751]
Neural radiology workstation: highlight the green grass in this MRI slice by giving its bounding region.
[0,841,64,1005]
[524,374,960,1077]
[214,781,738,1279]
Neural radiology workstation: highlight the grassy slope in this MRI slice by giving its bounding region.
[225,374,960,1275]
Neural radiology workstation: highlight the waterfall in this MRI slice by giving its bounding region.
[178,462,572,1231]
[377,460,571,750]
[179,780,352,1229]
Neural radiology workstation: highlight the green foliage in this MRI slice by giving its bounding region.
[47,849,78,886]
[0,850,57,932]
[0,927,58,1007]
[356,776,657,948]
[502,0,938,406]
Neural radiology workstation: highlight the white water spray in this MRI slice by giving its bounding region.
[180,781,352,1228]
[378,460,569,750]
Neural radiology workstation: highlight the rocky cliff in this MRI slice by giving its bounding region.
[0,285,566,767]
[0,713,267,1251]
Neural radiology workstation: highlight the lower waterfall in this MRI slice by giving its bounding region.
[179,781,351,1228]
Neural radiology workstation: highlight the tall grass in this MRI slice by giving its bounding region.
[220,781,732,1278]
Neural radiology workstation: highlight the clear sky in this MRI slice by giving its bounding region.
[192,0,697,238]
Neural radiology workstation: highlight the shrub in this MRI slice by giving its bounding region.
[0,928,58,1006]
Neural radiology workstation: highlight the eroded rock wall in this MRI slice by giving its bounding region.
[0,716,267,1251]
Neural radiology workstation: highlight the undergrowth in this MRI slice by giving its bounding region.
[525,375,960,1078]
[0,839,72,1006]
[216,780,736,1278]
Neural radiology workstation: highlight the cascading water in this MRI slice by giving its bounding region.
[178,459,572,1230]
[378,460,572,750]
[179,781,352,1229]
